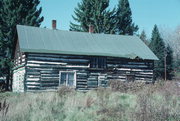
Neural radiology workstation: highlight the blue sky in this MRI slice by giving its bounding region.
[40,0,180,37]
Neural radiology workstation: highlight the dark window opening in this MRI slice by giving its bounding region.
[90,57,107,69]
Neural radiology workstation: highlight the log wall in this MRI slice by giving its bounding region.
[14,53,154,91]
[106,57,154,82]
[25,53,90,91]
[12,67,25,92]
[12,42,26,92]
[13,41,26,67]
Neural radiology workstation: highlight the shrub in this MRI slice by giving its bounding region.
[109,80,146,93]
[57,85,75,97]
[96,87,111,108]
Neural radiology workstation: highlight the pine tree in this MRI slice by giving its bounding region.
[166,44,174,80]
[0,0,44,90]
[140,30,149,45]
[149,25,166,79]
[115,0,138,35]
[70,0,116,34]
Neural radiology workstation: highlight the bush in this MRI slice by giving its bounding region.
[57,85,75,97]
[109,80,146,93]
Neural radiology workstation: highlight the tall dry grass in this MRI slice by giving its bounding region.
[0,81,179,121]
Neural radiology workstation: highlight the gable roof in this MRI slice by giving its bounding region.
[17,25,158,60]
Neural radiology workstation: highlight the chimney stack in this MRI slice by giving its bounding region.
[52,20,57,29]
[89,25,94,33]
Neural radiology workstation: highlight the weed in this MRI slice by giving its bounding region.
[0,99,9,121]
[0,80,179,121]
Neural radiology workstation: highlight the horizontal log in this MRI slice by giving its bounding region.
[40,87,58,90]
[107,64,151,68]
[26,66,89,70]
[41,80,59,83]
[27,63,88,68]
[77,82,87,85]
[27,60,67,65]
[41,77,59,79]
[87,81,98,86]
[28,70,87,74]
[76,85,87,88]
[76,73,88,76]
[26,85,41,89]
[28,53,87,59]
[41,74,59,78]
[77,77,88,80]
[76,79,87,82]
[27,75,40,78]
[26,82,41,85]
[41,83,59,87]
[26,78,40,81]
[89,73,101,76]
[27,56,89,63]
[41,78,59,82]
[27,61,89,67]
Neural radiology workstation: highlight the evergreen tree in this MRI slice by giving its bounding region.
[115,0,138,35]
[0,0,44,90]
[166,44,174,80]
[149,25,166,79]
[174,56,180,73]
[70,0,116,34]
[140,30,149,45]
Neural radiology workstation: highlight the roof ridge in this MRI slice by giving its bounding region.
[16,24,138,38]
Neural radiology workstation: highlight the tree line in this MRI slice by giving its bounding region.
[0,0,43,90]
[0,0,176,91]
[70,0,174,80]
[70,0,138,35]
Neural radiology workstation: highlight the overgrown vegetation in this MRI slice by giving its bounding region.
[0,81,179,121]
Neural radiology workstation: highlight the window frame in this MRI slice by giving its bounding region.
[59,71,76,87]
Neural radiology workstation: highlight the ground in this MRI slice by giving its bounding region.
[0,80,180,121]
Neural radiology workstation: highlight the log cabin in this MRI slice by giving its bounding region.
[12,22,158,92]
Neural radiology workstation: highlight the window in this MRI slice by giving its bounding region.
[90,57,106,68]
[59,71,76,87]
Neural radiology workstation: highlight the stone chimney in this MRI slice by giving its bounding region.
[52,20,57,29]
[89,25,94,33]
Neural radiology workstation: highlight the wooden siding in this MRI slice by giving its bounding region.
[13,41,26,67]
[106,57,154,82]
[25,53,90,91]
[23,53,154,91]
[12,67,25,92]
[12,41,26,92]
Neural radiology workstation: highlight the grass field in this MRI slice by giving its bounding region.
[0,81,180,121]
